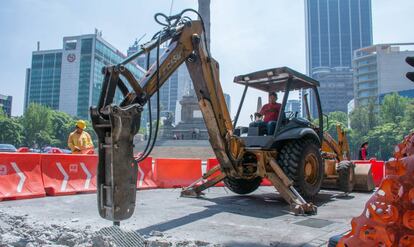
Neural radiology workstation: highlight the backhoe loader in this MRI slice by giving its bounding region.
[320,124,375,192]
[90,9,325,223]
[300,90,374,193]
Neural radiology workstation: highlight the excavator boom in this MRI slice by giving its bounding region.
[91,10,316,223]
[90,13,242,221]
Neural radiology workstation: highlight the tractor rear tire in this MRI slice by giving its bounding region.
[337,161,355,193]
[224,176,262,195]
[277,138,324,198]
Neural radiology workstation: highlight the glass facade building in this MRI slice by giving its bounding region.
[304,0,373,114]
[353,43,414,106]
[26,50,62,110]
[0,94,13,117]
[25,32,144,119]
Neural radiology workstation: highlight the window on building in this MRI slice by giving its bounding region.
[65,40,77,50]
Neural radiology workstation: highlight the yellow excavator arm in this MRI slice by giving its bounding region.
[90,11,244,222]
[91,10,318,223]
[322,124,350,162]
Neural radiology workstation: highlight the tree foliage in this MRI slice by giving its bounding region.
[325,111,348,141]
[0,103,97,150]
[366,123,403,160]
[380,92,408,124]
[347,93,414,160]
[0,117,24,146]
[20,103,55,147]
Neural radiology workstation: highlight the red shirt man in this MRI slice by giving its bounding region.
[259,92,281,122]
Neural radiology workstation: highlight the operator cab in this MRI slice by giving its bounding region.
[233,67,323,150]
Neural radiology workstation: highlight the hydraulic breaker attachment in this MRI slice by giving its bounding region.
[90,103,142,221]
[265,157,317,215]
[181,165,226,197]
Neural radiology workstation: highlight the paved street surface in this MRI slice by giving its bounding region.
[0,187,372,247]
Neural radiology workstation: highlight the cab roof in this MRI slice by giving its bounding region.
[233,67,319,92]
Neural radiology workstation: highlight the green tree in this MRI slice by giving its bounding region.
[366,123,403,160]
[349,94,414,160]
[50,110,75,148]
[367,97,378,129]
[402,102,414,132]
[380,93,408,124]
[349,105,373,158]
[21,103,56,148]
[0,117,24,146]
[324,111,349,141]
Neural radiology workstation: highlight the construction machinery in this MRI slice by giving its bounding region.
[301,91,374,193]
[321,124,355,192]
[319,120,374,193]
[90,9,326,223]
[300,93,356,193]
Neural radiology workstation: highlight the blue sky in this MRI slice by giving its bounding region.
[1,0,413,126]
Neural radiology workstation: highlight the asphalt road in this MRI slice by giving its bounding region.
[0,187,372,247]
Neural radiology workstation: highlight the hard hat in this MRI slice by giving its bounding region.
[76,120,86,129]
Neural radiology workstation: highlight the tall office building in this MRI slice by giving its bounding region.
[25,31,144,119]
[0,94,12,117]
[26,49,62,110]
[304,0,373,114]
[353,43,414,106]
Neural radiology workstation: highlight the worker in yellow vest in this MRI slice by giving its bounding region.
[67,120,94,154]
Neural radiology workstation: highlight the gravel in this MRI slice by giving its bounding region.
[0,209,220,247]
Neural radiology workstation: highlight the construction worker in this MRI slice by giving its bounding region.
[249,92,281,135]
[67,120,94,154]
[358,141,369,160]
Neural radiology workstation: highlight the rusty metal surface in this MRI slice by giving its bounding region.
[91,104,142,221]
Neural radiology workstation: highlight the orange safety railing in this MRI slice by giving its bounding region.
[338,133,414,247]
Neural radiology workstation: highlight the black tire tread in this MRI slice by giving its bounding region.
[224,176,262,195]
[277,138,323,198]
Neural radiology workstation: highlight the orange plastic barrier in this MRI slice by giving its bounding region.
[48,148,62,154]
[206,158,224,187]
[41,154,97,196]
[339,132,414,246]
[370,159,385,186]
[17,147,30,152]
[261,178,272,186]
[353,158,385,187]
[153,158,202,188]
[136,156,157,190]
[0,153,45,200]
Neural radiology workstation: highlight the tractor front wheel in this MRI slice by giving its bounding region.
[277,138,324,198]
